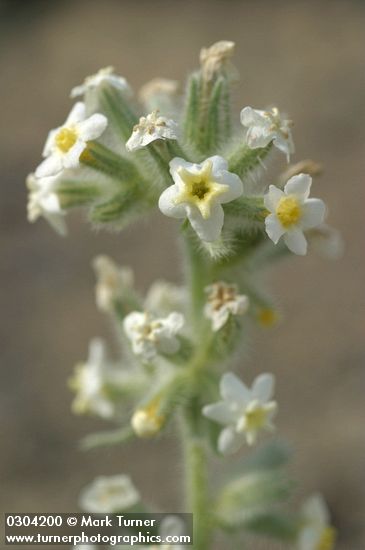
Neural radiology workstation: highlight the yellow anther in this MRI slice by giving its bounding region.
[276,196,301,227]
[55,127,78,153]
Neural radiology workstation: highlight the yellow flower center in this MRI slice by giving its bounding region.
[276,196,301,227]
[316,527,336,550]
[243,404,268,431]
[174,160,229,219]
[55,127,78,153]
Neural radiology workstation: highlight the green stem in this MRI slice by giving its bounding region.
[182,413,212,550]
[183,232,209,333]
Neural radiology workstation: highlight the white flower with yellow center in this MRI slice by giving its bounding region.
[264,173,326,255]
[69,339,114,419]
[70,66,132,98]
[203,372,277,454]
[204,281,249,331]
[35,102,107,178]
[26,173,66,235]
[123,311,184,361]
[159,156,243,242]
[126,110,178,152]
[297,494,336,550]
[240,106,295,161]
[79,475,139,514]
[93,255,134,312]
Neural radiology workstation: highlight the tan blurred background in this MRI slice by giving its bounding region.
[1,0,364,548]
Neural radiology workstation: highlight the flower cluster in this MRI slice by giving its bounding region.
[28,42,340,550]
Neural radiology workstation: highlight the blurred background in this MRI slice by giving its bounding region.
[1,0,364,548]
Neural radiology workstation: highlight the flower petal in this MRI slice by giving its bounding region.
[220,372,250,406]
[251,373,275,403]
[214,171,243,203]
[240,106,266,127]
[65,101,86,125]
[202,402,237,425]
[78,113,108,141]
[63,140,86,169]
[158,185,187,219]
[218,426,245,455]
[265,214,286,244]
[300,198,326,229]
[264,185,285,212]
[35,154,63,178]
[187,203,224,242]
[284,227,308,255]
[284,173,312,200]
[208,155,229,173]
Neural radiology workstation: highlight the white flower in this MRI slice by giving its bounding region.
[123,311,184,361]
[204,281,249,331]
[73,546,95,550]
[35,102,107,177]
[159,156,243,242]
[203,372,277,454]
[308,224,344,260]
[297,494,336,550]
[264,174,326,255]
[144,280,187,316]
[79,474,139,513]
[240,106,295,161]
[69,339,114,419]
[93,255,134,312]
[70,66,132,98]
[26,173,66,235]
[126,110,178,152]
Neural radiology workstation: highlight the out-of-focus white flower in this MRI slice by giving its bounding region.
[139,78,179,115]
[203,372,277,454]
[79,475,139,513]
[126,110,178,152]
[240,106,294,161]
[200,40,237,82]
[70,66,132,98]
[131,402,165,438]
[297,494,336,550]
[123,311,184,361]
[308,224,344,260]
[159,156,243,242]
[204,281,249,331]
[144,280,187,316]
[93,255,134,312]
[264,174,326,255]
[69,339,114,419]
[36,102,107,177]
[73,546,95,550]
[26,173,66,235]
